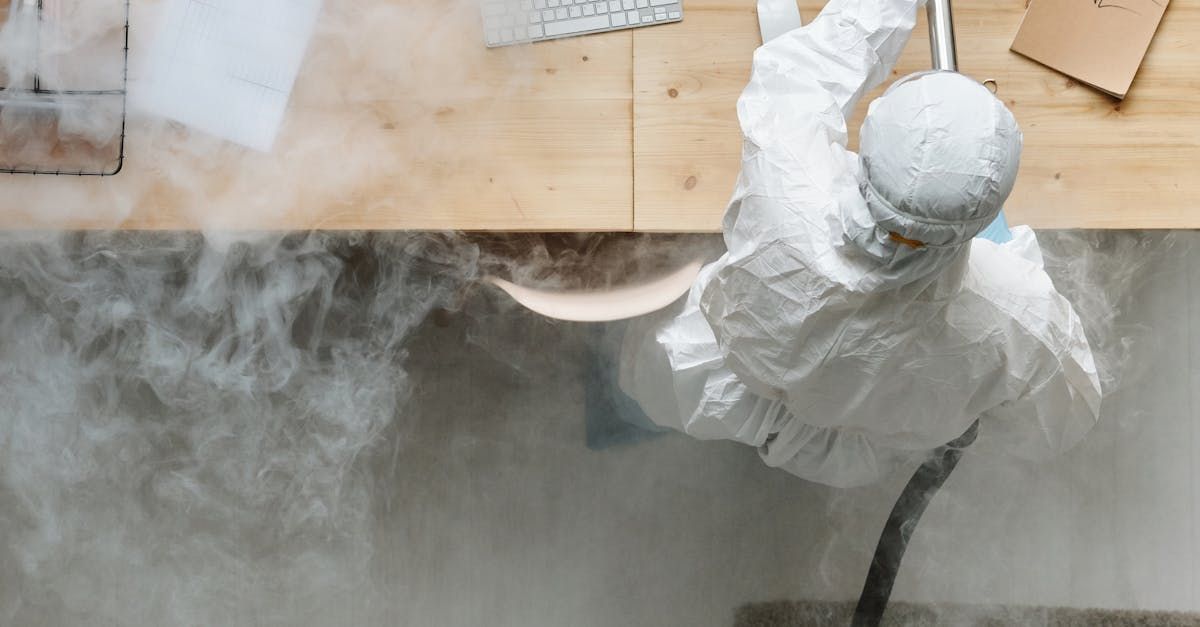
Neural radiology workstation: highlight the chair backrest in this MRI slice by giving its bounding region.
[487,257,704,323]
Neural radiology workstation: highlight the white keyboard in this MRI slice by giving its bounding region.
[482,0,683,48]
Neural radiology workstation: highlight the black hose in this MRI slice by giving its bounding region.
[851,420,980,627]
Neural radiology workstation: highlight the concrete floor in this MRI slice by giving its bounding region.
[0,230,1192,626]
[363,230,1197,625]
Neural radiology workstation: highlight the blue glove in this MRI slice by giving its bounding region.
[976,211,1013,244]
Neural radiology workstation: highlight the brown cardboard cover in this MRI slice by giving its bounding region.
[1011,0,1169,98]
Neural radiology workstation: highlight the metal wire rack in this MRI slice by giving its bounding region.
[0,0,129,176]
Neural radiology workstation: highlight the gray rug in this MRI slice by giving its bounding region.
[734,600,1200,626]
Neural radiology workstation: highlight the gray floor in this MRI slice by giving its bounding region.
[0,230,1193,626]
[359,231,1195,625]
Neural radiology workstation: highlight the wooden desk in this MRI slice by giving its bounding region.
[3,0,1198,231]
[0,1,633,231]
[633,0,1200,231]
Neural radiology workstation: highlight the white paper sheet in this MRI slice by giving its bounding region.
[756,0,802,43]
[138,0,322,151]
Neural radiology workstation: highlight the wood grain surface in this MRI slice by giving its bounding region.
[3,0,1197,231]
[0,1,634,231]
[632,0,1200,231]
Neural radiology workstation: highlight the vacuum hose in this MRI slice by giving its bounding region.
[850,419,980,627]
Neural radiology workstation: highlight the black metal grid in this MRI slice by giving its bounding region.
[0,0,129,176]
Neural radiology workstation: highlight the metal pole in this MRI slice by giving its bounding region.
[927,0,958,72]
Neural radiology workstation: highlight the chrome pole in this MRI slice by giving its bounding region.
[927,0,958,72]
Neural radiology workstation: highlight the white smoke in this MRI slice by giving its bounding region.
[0,227,719,625]
[1036,230,1178,398]
[0,1,1182,624]
[0,232,477,624]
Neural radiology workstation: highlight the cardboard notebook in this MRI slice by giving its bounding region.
[1011,0,1170,99]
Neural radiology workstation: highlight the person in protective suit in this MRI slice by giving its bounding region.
[619,0,1101,487]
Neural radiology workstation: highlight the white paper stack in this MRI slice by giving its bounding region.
[138,0,322,151]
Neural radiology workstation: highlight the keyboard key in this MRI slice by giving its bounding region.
[668,10,680,18]
[610,0,622,11]
[626,10,639,23]
[529,24,545,37]
[597,3,608,13]
[548,0,559,6]
[501,28,514,41]
[583,3,595,15]
[610,12,627,25]
[486,29,501,44]
[543,13,612,36]
[654,6,665,13]
[543,9,555,20]
[636,0,649,7]
[641,14,653,22]
[655,12,665,19]
[535,0,546,7]
[622,0,635,9]
[555,7,568,18]
[569,5,581,17]
[530,12,542,22]
[650,0,676,5]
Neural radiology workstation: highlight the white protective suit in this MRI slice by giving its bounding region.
[619,0,1101,487]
